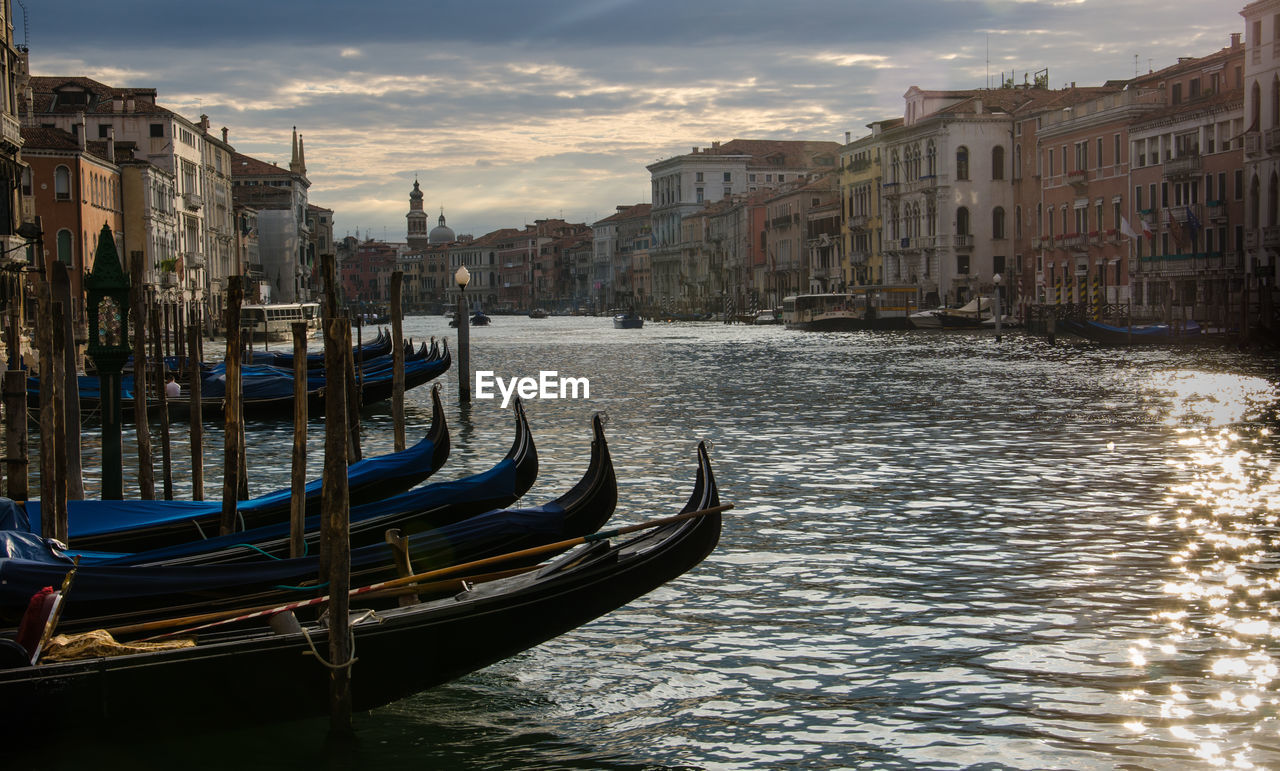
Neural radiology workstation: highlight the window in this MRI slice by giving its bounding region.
[54,165,71,201]
[957,254,970,274]
[150,123,164,138]
[1048,148,1054,176]
[56,229,73,264]
[1235,169,1245,200]
[956,146,969,180]
[1097,138,1103,169]
[20,167,30,197]
[695,172,704,182]
[956,206,970,235]
[696,187,704,203]
[993,207,1006,239]
[98,124,110,138]
[1136,186,1143,210]
[992,146,1004,180]
[1015,205,1022,239]
[1172,83,1182,105]
[723,187,731,199]
[723,172,731,182]
[1113,134,1121,166]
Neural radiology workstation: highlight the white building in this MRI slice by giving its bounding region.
[1242,0,1280,329]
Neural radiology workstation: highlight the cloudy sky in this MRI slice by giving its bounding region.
[29,0,1241,240]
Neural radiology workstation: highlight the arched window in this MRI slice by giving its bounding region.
[891,150,900,183]
[1272,76,1280,128]
[993,207,1006,239]
[56,229,73,265]
[1253,82,1262,129]
[1270,171,1278,227]
[1250,174,1260,229]
[926,141,937,176]
[54,166,71,201]
[956,206,971,235]
[956,146,969,180]
[1015,205,1022,239]
[992,146,1005,180]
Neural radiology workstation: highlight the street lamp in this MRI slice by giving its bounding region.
[455,265,471,404]
[992,273,1003,343]
[84,224,132,499]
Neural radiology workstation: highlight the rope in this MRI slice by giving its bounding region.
[274,581,328,591]
[298,610,379,672]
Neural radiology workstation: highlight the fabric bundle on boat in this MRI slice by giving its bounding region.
[41,630,195,662]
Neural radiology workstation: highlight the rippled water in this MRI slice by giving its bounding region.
[20,318,1280,770]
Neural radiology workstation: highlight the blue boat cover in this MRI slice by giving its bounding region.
[0,495,566,608]
[19,430,445,538]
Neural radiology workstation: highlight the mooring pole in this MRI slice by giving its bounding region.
[51,263,82,501]
[151,307,173,500]
[187,322,204,500]
[220,276,244,536]
[130,253,154,499]
[289,320,308,560]
[320,314,352,734]
[35,281,64,537]
[390,271,405,452]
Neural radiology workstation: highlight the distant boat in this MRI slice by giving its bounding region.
[935,297,993,329]
[239,303,321,342]
[529,308,548,319]
[450,310,492,327]
[1060,318,1204,345]
[613,311,643,329]
[753,309,781,325]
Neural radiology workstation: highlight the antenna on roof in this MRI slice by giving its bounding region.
[14,0,28,48]
[985,34,990,89]
[1134,54,1139,78]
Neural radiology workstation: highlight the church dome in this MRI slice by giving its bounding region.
[410,179,423,202]
[429,210,455,244]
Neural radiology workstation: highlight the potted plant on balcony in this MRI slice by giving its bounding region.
[157,256,179,287]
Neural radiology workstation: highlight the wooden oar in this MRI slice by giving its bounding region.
[138,503,731,641]
[31,556,79,664]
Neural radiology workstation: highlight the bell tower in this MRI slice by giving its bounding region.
[406,178,429,251]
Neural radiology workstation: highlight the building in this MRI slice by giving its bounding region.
[230,129,310,303]
[840,120,899,291]
[591,203,649,311]
[1241,1,1280,335]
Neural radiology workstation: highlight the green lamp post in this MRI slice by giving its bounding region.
[84,224,132,500]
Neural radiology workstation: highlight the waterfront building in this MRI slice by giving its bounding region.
[647,139,840,311]
[591,203,649,311]
[840,120,898,291]
[759,175,840,305]
[705,194,755,316]
[19,124,122,318]
[1036,86,1151,313]
[26,76,222,326]
[118,152,178,296]
[447,228,516,311]
[0,1,25,270]
[235,205,263,302]
[230,129,311,303]
[1128,41,1247,326]
[1241,0,1280,333]
[198,118,236,330]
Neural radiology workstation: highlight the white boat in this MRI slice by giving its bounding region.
[753,309,781,325]
[240,303,322,342]
[909,309,944,329]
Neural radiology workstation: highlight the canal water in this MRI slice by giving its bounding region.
[18,317,1280,770]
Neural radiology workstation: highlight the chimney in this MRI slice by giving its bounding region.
[126,98,135,111]
[111,96,123,112]
[221,127,229,143]
[845,131,851,143]
[974,99,982,114]
[200,114,210,131]
[692,146,698,154]
[711,141,720,150]
[75,112,86,150]
[1231,32,1242,48]
[106,127,115,163]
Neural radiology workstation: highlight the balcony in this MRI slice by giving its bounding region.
[1245,132,1262,157]
[1206,201,1228,223]
[1066,169,1089,192]
[848,250,869,265]
[0,113,20,153]
[185,252,205,270]
[953,234,973,249]
[881,181,901,198]
[1268,128,1280,153]
[1264,226,1280,248]
[847,214,870,231]
[1163,153,1202,179]
[1245,229,1261,250]
[182,192,203,211]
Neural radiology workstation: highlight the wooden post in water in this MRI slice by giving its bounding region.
[35,281,64,539]
[3,367,26,501]
[390,271,405,452]
[151,306,173,500]
[345,319,361,463]
[47,298,67,541]
[129,253,155,500]
[319,315,352,733]
[289,321,308,559]
[220,276,244,535]
[187,323,204,500]
[51,263,82,501]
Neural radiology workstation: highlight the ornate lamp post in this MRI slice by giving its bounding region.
[84,225,132,499]
[455,265,471,404]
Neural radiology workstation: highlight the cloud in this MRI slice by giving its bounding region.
[25,0,1244,238]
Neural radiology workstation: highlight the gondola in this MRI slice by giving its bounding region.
[17,385,470,553]
[1059,317,1207,345]
[0,409,597,634]
[249,328,393,369]
[0,441,722,739]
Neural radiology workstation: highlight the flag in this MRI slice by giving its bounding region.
[1120,217,1140,240]
[1166,209,1185,249]
[1185,206,1201,241]
[1141,217,1153,240]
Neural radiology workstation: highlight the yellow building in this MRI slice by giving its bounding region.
[840,120,899,288]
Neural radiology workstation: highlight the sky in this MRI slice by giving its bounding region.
[27,0,1243,241]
